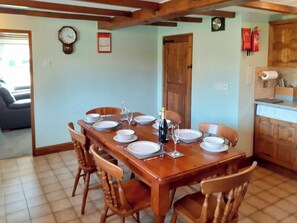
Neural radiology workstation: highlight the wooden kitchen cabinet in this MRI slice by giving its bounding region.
[268,18,297,67]
[255,116,297,171]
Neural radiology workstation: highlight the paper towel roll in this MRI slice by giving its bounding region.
[261,71,278,80]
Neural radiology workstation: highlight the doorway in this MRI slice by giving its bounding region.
[162,33,193,128]
[0,29,34,159]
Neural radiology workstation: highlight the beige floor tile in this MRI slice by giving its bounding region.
[286,194,297,205]
[239,201,258,216]
[3,184,23,195]
[73,202,96,217]
[4,191,25,204]
[278,182,297,194]
[24,186,44,199]
[281,215,297,223]
[250,210,277,223]
[34,165,51,173]
[29,203,52,219]
[80,212,100,223]
[0,196,4,206]
[263,205,289,220]
[0,215,6,223]
[54,207,78,223]
[251,179,273,190]
[239,218,256,223]
[57,173,73,182]
[37,170,55,179]
[5,200,27,214]
[256,191,280,204]
[0,205,5,217]
[43,182,63,194]
[245,196,270,210]
[275,199,297,214]
[39,176,59,186]
[53,167,71,176]
[46,190,67,202]
[31,213,56,223]
[247,184,263,195]
[91,198,105,211]
[60,179,75,189]
[6,209,30,223]
[268,186,291,198]
[50,198,72,212]
[69,194,84,207]
[50,162,66,170]
[22,180,41,191]
[262,175,284,185]
[21,174,38,183]
[1,177,21,187]
[26,194,48,208]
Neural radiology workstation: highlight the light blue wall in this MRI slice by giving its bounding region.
[0,14,158,148]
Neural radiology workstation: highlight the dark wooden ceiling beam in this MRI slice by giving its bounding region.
[146,22,177,27]
[98,0,254,30]
[240,1,297,14]
[0,7,112,21]
[76,0,160,10]
[196,10,236,18]
[0,0,131,17]
[168,17,202,23]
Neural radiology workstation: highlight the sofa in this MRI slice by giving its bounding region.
[0,82,31,131]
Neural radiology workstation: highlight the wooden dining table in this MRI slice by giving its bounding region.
[78,112,246,223]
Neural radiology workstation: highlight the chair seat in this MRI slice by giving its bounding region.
[122,179,151,211]
[173,192,224,223]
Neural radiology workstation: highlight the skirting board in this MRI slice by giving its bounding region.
[34,142,73,156]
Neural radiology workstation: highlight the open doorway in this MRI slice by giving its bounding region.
[0,30,34,159]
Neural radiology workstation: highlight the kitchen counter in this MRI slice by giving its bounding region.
[255,99,297,112]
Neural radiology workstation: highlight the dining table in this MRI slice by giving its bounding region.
[78,112,246,223]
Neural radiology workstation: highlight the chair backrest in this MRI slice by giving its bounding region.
[199,123,238,147]
[90,145,132,212]
[67,122,95,170]
[86,107,122,115]
[165,110,182,125]
[198,161,257,223]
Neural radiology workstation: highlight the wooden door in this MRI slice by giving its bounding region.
[163,34,193,128]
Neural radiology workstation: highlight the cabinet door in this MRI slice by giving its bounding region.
[255,116,275,159]
[275,120,297,169]
[269,22,297,67]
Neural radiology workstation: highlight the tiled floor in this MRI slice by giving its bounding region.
[0,150,297,223]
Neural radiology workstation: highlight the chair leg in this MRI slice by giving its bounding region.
[120,217,125,223]
[100,206,109,223]
[81,171,91,215]
[170,188,176,207]
[170,211,178,223]
[72,168,82,197]
[135,212,140,223]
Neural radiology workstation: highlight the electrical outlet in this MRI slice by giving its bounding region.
[214,83,228,90]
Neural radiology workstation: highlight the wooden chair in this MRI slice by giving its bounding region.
[86,107,122,115]
[170,123,239,207]
[67,122,116,215]
[90,144,151,223]
[165,110,182,125]
[170,161,257,223]
[199,123,238,147]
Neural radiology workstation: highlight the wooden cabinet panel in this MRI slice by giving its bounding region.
[254,115,297,171]
[269,19,297,67]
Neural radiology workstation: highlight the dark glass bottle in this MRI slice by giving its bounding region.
[159,107,168,143]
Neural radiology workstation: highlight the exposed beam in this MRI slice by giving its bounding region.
[0,0,131,17]
[146,22,177,27]
[240,1,297,14]
[196,10,236,18]
[168,17,202,23]
[98,0,254,30]
[0,7,112,21]
[76,0,160,10]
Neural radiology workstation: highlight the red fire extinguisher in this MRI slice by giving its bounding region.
[251,26,259,52]
[242,28,251,52]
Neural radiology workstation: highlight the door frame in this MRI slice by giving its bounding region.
[0,29,35,153]
[162,33,193,128]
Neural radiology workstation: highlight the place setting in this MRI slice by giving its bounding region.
[83,113,102,124]
[200,136,228,153]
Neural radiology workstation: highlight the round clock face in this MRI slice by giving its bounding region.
[212,18,222,30]
[58,26,77,44]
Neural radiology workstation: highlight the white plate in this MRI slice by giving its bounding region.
[179,129,203,141]
[113,135,138,143]
[134,115,156,124]
[127,141,160,156]
[200,142,228,153]
[152,123,159,129]
[93,121,118,130]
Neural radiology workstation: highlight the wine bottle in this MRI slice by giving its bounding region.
[159,107,168,143]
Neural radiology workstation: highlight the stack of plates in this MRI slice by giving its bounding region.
[93,121,118,131]
[179,129,203,143]
[134,115,155,125]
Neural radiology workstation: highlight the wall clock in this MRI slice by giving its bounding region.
[211,17,225,32]
[58,26,77,54]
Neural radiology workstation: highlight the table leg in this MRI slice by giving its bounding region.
[151,182,170,223]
